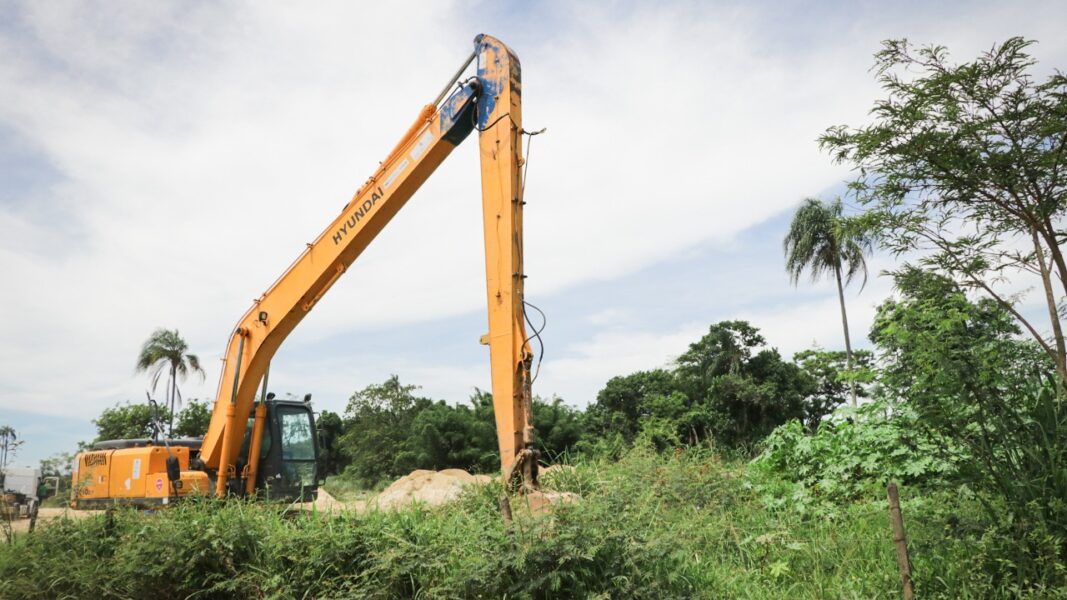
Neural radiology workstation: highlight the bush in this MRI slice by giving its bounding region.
[870,269,1067,590]
[751,402,960,513]
[958,378,1067,591]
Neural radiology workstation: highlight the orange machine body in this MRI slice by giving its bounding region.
[72,445,210,508]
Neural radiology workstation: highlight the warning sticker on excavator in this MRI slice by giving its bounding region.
[410,131,433,161]
[383,158,408,189]
[154,478,164,492]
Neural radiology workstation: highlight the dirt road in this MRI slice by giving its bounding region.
[7,506,94,535]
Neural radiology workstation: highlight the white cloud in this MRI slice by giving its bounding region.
[585,308,632,327]
[737,293,882,360]
[538,322,708,405]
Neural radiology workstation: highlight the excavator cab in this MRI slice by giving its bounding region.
[234,397,319,501]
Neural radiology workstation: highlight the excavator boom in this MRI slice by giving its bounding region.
[195,34,537,496]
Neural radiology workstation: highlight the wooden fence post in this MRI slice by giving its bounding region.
[27,502,38,534]
[887,483,915,600]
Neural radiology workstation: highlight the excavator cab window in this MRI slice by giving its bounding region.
[279,408,315,460]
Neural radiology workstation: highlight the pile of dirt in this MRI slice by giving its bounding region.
[539,464,576,481]
[374,469,491,510]
[309,488,348,514]
[308,465,579,514]
[517,489,581,515]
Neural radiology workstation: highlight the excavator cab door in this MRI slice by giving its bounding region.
[251,400,319,501]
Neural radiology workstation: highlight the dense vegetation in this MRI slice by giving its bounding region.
[90,399,212,443]
[325,319,834,488]
[5,447,1052,600]
[9,36,1066,599]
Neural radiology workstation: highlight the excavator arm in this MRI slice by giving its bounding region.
[198,34,537,496]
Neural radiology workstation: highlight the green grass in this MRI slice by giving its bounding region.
[322,475,377,504]
[0,448,1059,599]
[39,495,69,509]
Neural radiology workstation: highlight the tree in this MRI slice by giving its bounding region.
[0,426,20,469]
[39,452,75,479]
[314,410,346,477]
[39,452,76,498]
[90,400,206,443]
[871,267,1051,411]
[820,37,1067,385]
[586,323,815,451]
[136,329,205,437]
[675,321,815,449]
[172,399,212,438]
[793,348,875,428]
[531,396,586,461]
[338,375,432,486]
[870,267,1064,584]
[676,321,765,390]
[784,198,872,406]
[409,399,497,474]
[584,370,679,444]
[93,402,170,441]
[335,379,588,482]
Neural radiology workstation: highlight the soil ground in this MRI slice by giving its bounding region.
[6,506,92,535]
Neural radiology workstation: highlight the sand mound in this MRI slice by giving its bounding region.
[374,468,489,510]
[520,490,581,515]
[309,488,346,514]
[372,467,580,514]
[539,464,576,480]
[308,465,579,514]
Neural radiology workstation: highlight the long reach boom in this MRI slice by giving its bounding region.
[198,34,538,496]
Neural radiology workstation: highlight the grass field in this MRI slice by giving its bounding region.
[0,448,1057,599]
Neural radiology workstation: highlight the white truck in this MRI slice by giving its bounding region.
[1,466,41,519]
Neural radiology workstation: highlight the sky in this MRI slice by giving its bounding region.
[2,0,1066,466]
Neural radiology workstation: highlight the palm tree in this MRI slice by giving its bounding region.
[784,198,872,407]
[0,426,16,469]
[136,329,205,436]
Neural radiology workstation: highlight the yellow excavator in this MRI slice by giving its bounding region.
[72,34,540,508]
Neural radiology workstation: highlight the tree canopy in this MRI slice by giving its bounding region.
[92,402,169,442]
[90,400,213,443]
[583,321,817,451]
[793,348,874,428]
[820,37,1067,384]
[338,376,432,486]
[0,426,20,469]
[172,399,211,438]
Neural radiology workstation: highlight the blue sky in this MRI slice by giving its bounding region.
[2,0,1066,466]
